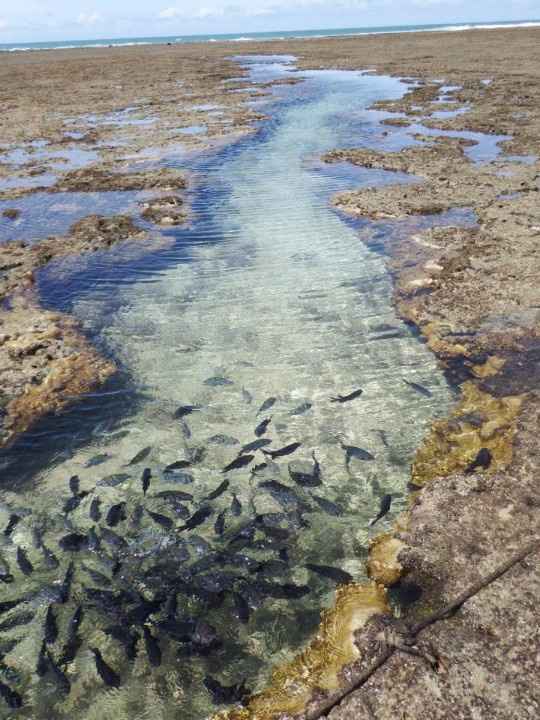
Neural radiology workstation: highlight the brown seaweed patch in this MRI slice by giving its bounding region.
[213,583,389,720]
[411,381,523,486]
[4,336,115,443]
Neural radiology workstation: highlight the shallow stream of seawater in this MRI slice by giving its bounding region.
[0,58,459,719]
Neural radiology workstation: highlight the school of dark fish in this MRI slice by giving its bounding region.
[0,380,437,713]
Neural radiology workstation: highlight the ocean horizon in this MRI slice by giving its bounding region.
[1,18,539,52]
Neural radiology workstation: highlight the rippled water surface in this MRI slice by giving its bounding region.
[0,58,457,719]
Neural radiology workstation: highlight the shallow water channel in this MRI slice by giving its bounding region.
[0,57,458,719]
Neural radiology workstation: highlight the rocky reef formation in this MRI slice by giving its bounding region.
[0,213,158,448]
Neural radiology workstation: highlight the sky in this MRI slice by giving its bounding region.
[0,0,538,43]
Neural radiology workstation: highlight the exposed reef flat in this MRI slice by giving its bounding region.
[0,26,539,719]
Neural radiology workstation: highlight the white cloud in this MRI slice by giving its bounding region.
[158,7,181,19]
[0,18,8,30]
[76,11,101,26]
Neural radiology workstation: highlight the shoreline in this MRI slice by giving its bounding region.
[2,19,540,53]
[1,27,539,719]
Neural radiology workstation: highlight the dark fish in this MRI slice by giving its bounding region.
[68,475,80,495]
[231,593,250,624]
[179,506,213,532]
[162,502,189,520]
[254,417,272,437]
[85,453,111,468]
[63,495,81,515]
[46,651,71,694]
[257,396,276,415]
[59,562,74,604]
[155,490,193,502]
[86,588,125,614]
[165,592,178,620]
[305,563,352,584]
[231,494,242,517]
[125,597,162,625]
[241,387,253,404]
[465,447,492,474]
[204,676,248,705]
[289,402,312,416]
[59,605,83,666]
[255,580,310,599]
[369,494,392,526]
[222,454,254,473]
[179,419,191,439]
[279,547,289,563]
[173,405,201,418]
[239,438,272,455]
[44,605,58,644]
[143,626,162,667]
[59,533,88,552]
[97,473,131,487]
[106,502,127,528]
[208,434,239,446]
[141,467,151,495]
[157,618,196,642]
[146,510,173,531]
[164,460,192,472]
[205,479,230,501]
[87,526,101,552]
[166,471,195,485]
[36,640,48,677]
[311,494,343,516]
[3,514,21,537]
[16,547,33,576]
[0,610,34,631]
[214,510,226,536]
[187,447,206,464]
[204,376,234,387]
[341,442,375,469]
[288,461,320,487]
[258,524,290,541]
[312,451,321,484]
[89,497,102,522]
[330,388,363,403]
[402,379,433,397]
[253,558,289,576]
[226,523,256,551]
[262,442,301,459]
[0,598,25,616]
[251,462,268,475]
[100,527,128,550]
[0,680,22,709]
[103,625,138,661]
[130,503,144,528]
[259,480,305,510]
[126,446,152,466]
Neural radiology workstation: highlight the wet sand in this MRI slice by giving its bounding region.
[1,27,539,720]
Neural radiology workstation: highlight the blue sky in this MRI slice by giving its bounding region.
[0,1,538,43]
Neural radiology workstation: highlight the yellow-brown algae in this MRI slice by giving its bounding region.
[470,355,506,379]
[367,533,406,587]
[212,583,389,720]
[411,381,523,486]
